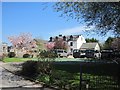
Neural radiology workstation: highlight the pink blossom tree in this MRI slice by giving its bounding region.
[8,33,37,57]
[45,42,55,50]
[46,38,68,51]
[54,38,68,50]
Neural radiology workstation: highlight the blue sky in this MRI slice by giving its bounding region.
[2,2,114,45]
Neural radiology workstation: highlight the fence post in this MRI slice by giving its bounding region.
[80,64,82,90]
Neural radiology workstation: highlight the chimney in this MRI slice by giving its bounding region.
[59,34,62,37]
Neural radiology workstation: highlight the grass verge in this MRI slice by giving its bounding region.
[3,57,36,62]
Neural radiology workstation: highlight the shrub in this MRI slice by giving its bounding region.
[0,54,8,61]
[21,61,39,77]
[0,53,3,61]
[37,50,58,76]
[35,50,57,85]
[38,50,57,61]
[36,70,80,89]
[8,52,16,58]
[23,54,30,58]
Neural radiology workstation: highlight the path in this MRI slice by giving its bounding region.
[0,62,54,90]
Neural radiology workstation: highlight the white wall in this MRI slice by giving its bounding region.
[2,43,8,54]
[77,35,86,49]
[67,35,86,54]
[95,43,100,51]
[67,41,77,53]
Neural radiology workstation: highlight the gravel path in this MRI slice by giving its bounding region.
[0,62,53,90]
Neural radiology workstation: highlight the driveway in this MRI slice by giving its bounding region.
[0,62,55,90]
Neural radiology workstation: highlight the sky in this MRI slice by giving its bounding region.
[2,2,114,45]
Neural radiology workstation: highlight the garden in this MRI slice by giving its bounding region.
[1,47,120,90]
[2,50,118,90]
[1,33,120,89]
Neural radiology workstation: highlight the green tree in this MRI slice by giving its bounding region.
[53,2,120,36]
[103,37,114,49]
[111,37,120,50]
[85,38,98,43]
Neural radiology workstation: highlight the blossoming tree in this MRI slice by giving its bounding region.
[8,33,37,57]
[45,42,55,50]
[46,38,68,50]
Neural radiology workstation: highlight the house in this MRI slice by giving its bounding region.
[1,39,44,58]
[80,43,101,58]
[49,34,86,54]
[80,43,100,51]
[2,42,8,55]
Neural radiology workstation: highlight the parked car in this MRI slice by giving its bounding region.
[73,49,101,58]
[86,50,101,59]
[73,49,86,58]
[73,49,81,58]
[80,50,86,58]
[54,49,68,57]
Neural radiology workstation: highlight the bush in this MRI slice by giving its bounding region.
[38,50,57,61]
[21,61,39,77]
[0,53,3,61]
[8,52,16,58]
[0,54,8,61]
[23,54,30,58]
[36,70,80,89]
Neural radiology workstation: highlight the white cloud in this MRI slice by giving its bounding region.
[55,25,95,36]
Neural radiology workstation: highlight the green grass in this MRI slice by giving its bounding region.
[3,57,89,63]
[3,57,37,63]
[55,58,86,61]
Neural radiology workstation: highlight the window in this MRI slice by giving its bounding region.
[71,48,73,52]
[64,51,67,53]
[57,50,63,53]
[55,36,58,40]
[63,36,66,41]
[34,50,37,53]
[70,35,73,40]
[50,37,52,42]
[3,47,5,51]
[70,42,73,46]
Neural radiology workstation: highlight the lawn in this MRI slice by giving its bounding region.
[4,57,118,89]
[55,57,86,61]
[3,57,93,63]
[3,57,37,62]
[53,60,119,76]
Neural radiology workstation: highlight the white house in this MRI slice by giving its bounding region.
[2,42,8,55]
[67,35,86,54]
[49,34,86,54]
[80,43,100,51]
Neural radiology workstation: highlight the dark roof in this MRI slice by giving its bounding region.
[80,43,98,49]
[51,35,81,41]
